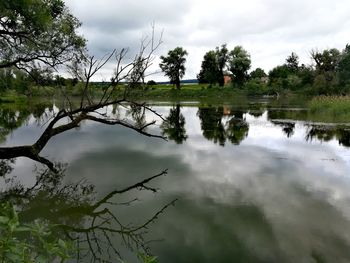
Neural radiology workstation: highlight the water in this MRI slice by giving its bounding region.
[1,101,350,262]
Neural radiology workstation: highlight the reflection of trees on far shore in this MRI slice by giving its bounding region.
[197,107,249,146]
[272,121,296,138]
[226,118,249,145]
[0,102,53,143]
[197,107,226,146]
[161,104,187,144]
[306,125,350,147]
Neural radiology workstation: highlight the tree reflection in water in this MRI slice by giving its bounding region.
[306,125,350,147]
[272,121,296,138]
[161,104,187,144]
[0,99,173,261]
[0,102,53,143]
[0,161,175,262]
[197,107,249,146]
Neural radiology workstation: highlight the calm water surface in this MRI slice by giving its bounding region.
[1,101,350,262]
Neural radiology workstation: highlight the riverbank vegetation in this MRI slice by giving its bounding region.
[309,96,350,121]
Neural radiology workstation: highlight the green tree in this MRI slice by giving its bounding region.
[298,65,314,87]
[129,56,146,88]
[197,50,220,84]
[159,47,188,90]
[338,44,350,90]
[228,46,251,87]
[250,68,267,79]
[268,64,290,90]
[311,48,341,74]
[0,0,86,71]
[286,52,299,73]
[216,44,229,86]
[311,48,341,94]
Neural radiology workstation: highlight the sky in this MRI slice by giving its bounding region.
[65,0,350,81]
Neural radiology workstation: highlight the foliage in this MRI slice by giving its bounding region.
[268,64,290,90]
[338,44,350,88]
[215,44,229,86]
[197,50,220,84]
[0,0,86,71]
[147,80,157,85]
[0,202,74,263]
[197,44,231,86]
[243,78,268,95]
[227,46,251,87]
[129,56,147,88]
[0,68,31,93]
[137,252,159,263]
[159,47,188,90]
[285,52,299,73]
[311,48,341,73]
[298,65,314,87]
[250,68,267,79]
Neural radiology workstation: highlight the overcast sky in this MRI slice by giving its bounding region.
[65,0,350,81]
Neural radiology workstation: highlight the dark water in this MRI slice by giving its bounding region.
[1,101,350,262]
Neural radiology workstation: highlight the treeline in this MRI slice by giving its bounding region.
[0,67,79,95]
[1,44,350,97]
[196,44,350,95]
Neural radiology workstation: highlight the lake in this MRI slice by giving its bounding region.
[1,99,350,262]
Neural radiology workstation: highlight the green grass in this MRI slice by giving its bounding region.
[0,90,27,103]
[309,96,350,122]
[112,84,252,104]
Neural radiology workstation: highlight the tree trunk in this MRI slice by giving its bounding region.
[175,78,180,90]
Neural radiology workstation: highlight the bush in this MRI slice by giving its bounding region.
[309,95,350,120]
[147,80,157,85]
[0,202,74,262]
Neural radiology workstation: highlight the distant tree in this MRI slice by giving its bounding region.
[338,44,350,89]
[197,51,220,84]
[268,65,290,80]
[159,47,188,90]
[268,65,290,90]
[286,52,299,73]
[0,68,13,91]
[311,48,341,93]
[298,65,314,88]
[28,67,54,86]
[311,48,340,74]
[146,80,157,85]
[197,44,229,86]
[129,56,146,88]
[250,68,267,79]
[0,0,86,71]
[215,44,229,86]
[228,46,251,87]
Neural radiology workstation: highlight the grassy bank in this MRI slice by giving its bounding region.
[309,96,350,122]
[113,84,253,104]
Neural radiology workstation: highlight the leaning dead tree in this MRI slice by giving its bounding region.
[0,28,165,171]
[0,27,177,262]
